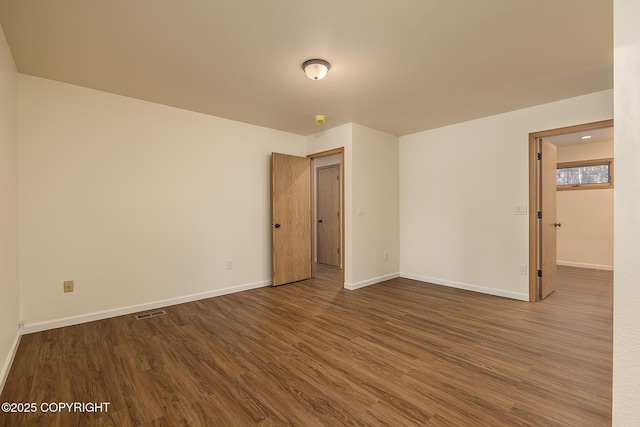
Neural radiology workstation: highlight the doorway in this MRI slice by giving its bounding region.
[308,148,345,286]
[316,164,341,267]
[528,119,614,301]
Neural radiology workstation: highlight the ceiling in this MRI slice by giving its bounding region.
[545,126,614,147]
[0,0,613,136]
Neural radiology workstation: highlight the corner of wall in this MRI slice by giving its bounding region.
[613,0,640,423]
[350,124,400,285]
[0,21,21,395]
[0,331,21,394]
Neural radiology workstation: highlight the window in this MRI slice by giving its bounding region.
[556,158,613,190]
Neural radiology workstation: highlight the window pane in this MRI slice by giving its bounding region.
[581,165,609,184]
[556,163,610,186]
[557,167,582,185]
[556,169,567,185]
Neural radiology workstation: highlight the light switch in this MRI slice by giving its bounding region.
[357,206,365,215]
[515,204,527,215]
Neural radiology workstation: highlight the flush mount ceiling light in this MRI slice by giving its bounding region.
[302,59,331,80]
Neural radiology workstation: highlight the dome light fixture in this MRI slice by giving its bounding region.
[302,59,331,80]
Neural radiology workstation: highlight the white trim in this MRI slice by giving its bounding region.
[344,273,399,290]
[557,261,613,271]
[399,273,529,301]
[0,328,22,394]
[21,280,271,335]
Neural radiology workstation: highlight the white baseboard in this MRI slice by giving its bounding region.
[557,261,613,271]
[344,273,399,290]
[0,328,22,394]
[21,279,272,335]
[399,273,529,301]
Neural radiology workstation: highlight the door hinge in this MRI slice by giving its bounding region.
[537,269,542,277]
[537,211,542,219]
[537,152,542,160]
[337,175,339,180]
[337,248,340,254]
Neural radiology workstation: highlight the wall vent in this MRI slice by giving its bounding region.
[135,310,167,320]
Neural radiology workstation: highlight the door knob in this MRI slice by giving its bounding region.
[273,223,281,228]
[318,219,323,223]
[554,223,562,227]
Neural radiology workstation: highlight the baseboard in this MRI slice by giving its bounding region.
[344,273,399,290]
[21,279,272,335]
[0,328,22,395]
[557,261,613,271]
[399,273,529,301]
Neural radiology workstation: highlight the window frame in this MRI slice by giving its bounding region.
[556,157,614,191]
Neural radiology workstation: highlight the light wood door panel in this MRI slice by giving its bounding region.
[317,165,340,266]
[271,153,312,286]
[540,140,557,299]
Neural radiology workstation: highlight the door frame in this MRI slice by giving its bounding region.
[308,147,345,286]
[528,119,613,301]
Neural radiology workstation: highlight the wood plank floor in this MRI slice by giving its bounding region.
[1,265,612,426]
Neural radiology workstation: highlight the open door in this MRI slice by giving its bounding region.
[271,153,312,286]
[317,165,341,267]
[539,139,558,299]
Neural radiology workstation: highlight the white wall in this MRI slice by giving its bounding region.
[350,124,400,288]
[556,141,613,270]
[613,0,640,423]
[18,75,305,326]
[0,24,20,391]
[399,90,613,301]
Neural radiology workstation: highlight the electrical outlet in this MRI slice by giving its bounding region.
[384,252,389,261]
[227,259,234,270]
[518,265,528,275]
[63,280,74,293]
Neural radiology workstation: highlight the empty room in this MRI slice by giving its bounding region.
[1,1,639,425]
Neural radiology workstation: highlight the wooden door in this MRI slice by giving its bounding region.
[271,153,312,286]
[317,165,340,266]
[540,140,558,299]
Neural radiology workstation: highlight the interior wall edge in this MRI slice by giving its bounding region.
[0,330,21,395]
[344,272,400,290]
[557,261,613,271]
[20,279,271,335]
[399,272,530,302]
